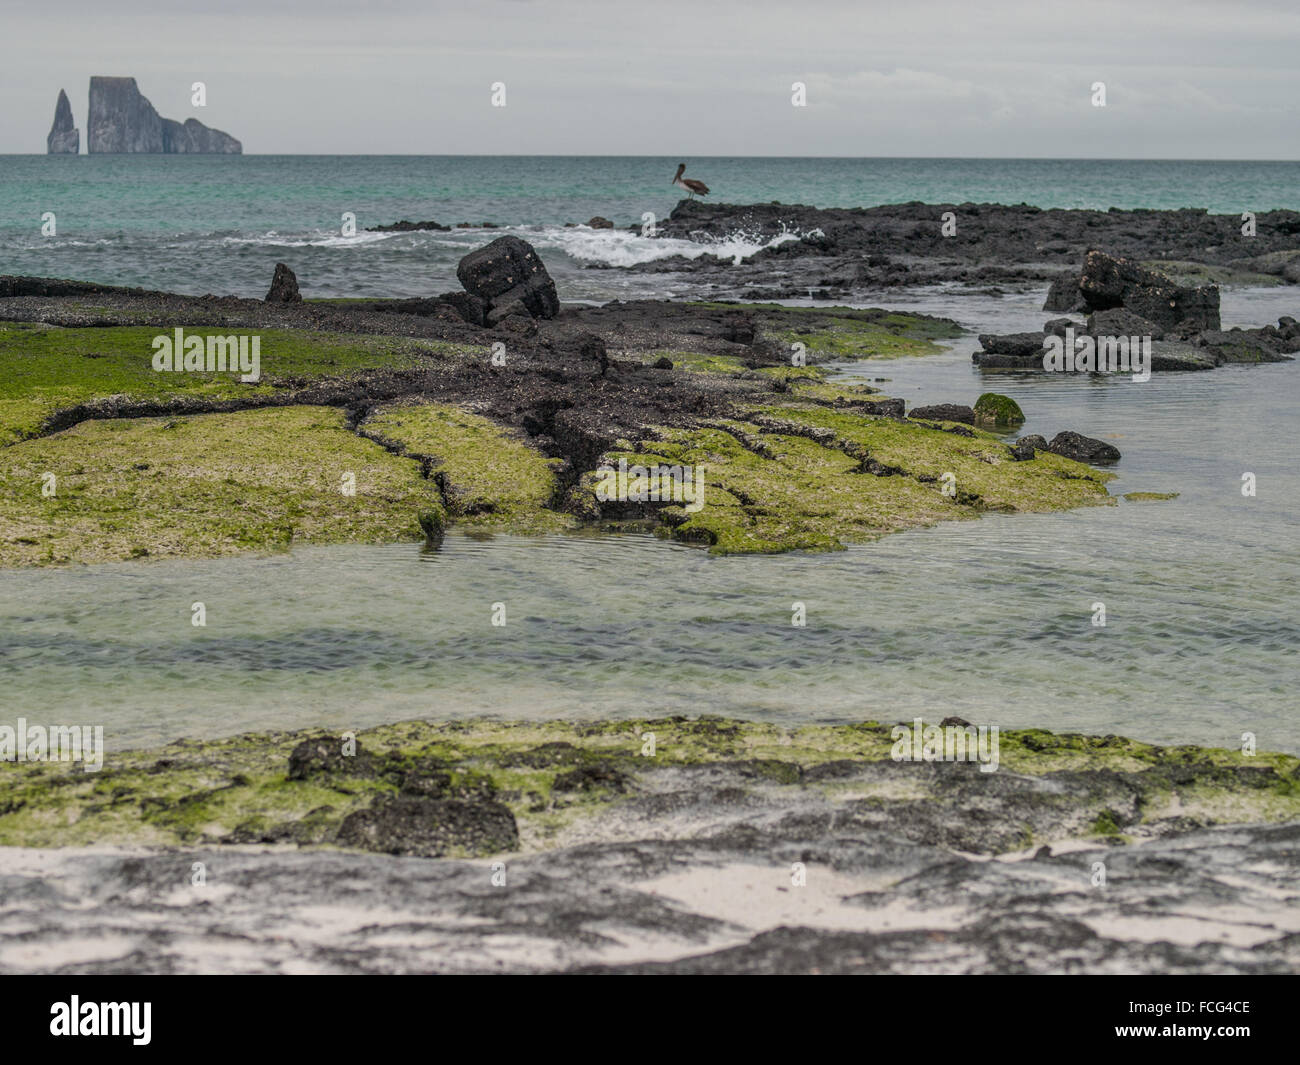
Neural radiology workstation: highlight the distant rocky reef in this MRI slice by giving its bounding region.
[46,89,79,154]
[82,76,241,154]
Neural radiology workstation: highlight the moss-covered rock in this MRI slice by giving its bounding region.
[973,392,1025,428]
[1,716,1295,856]
[0,406,442,567]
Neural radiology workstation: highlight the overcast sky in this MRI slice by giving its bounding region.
[4,0,1298,157]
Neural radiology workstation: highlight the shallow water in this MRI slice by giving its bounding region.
[3,287,1296,754]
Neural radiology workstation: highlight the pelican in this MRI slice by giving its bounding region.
[672,163,710,200]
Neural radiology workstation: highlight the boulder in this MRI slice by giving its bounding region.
[1196,328,1291,364]
[978,332,1044,357]
[586,216,614,229]
[1148,341,1219,371]
[46,89,79,154]
[457,236,560,320]
[1078,250,1219,333]
[1043,274,1086,313]
[908,403,975,425]
[1086,307,1164,340]
[973,392,1025,428]
[335,795,518,858]
[264,262,302,303]
[1045,431,1120,464]
[432,291,486,327]
[1009,434,1047,461]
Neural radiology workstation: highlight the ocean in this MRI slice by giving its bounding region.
[3,155,1300,298]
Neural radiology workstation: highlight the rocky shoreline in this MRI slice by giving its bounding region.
[2,715,1297,973]
[0,236,1127,565]
[628,200,1300,301]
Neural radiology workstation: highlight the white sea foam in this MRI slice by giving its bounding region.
[523,224,812,267]
[219,230,399,249]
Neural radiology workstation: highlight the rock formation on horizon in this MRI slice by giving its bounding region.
[46,89,79,154]
[87,76,241,154]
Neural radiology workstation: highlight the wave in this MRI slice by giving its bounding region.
[525,224,810,267]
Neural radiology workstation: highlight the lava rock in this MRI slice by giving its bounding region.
[1045,431,1121,464]
[264,262,302,303]
[908,403,975,425]
[1086,307,1164,340]
[978,332,1045,357]
[366,219,451,232]
[287,734,375,780]
[973,393,1025,428]
[1078,250,1219,333]
[1009,434,1047,461]
[586,216,614,229]
[457,236,560,320]
[336,795,519,858]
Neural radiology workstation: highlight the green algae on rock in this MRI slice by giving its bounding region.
[586,402,1112,554]
[361,401,574,533]
[973,392,1026,428]
[0,301,1116,564]
[0,321,467,446]
[1,716,1296,857]
[0,406,441,567]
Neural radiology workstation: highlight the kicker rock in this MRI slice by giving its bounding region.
[47,89,79,154]
[88,76,241,154]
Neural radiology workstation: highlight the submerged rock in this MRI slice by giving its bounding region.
[46,89,79,154]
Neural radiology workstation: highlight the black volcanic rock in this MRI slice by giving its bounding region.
[265,263,302,303]
[47,89,79,154]
[1045,431,1121,465]
[366,220,451,233]
[1076,251,1218,333]
[457,236,560,320]
[88,76,241,154]
[908,403,975,425]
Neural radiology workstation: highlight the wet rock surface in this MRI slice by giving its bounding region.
[628,200,1300,300]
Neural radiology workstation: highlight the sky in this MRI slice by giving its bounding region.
[3,0,1298,157]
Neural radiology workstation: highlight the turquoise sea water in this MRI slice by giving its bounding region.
[3,155,1299,298]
